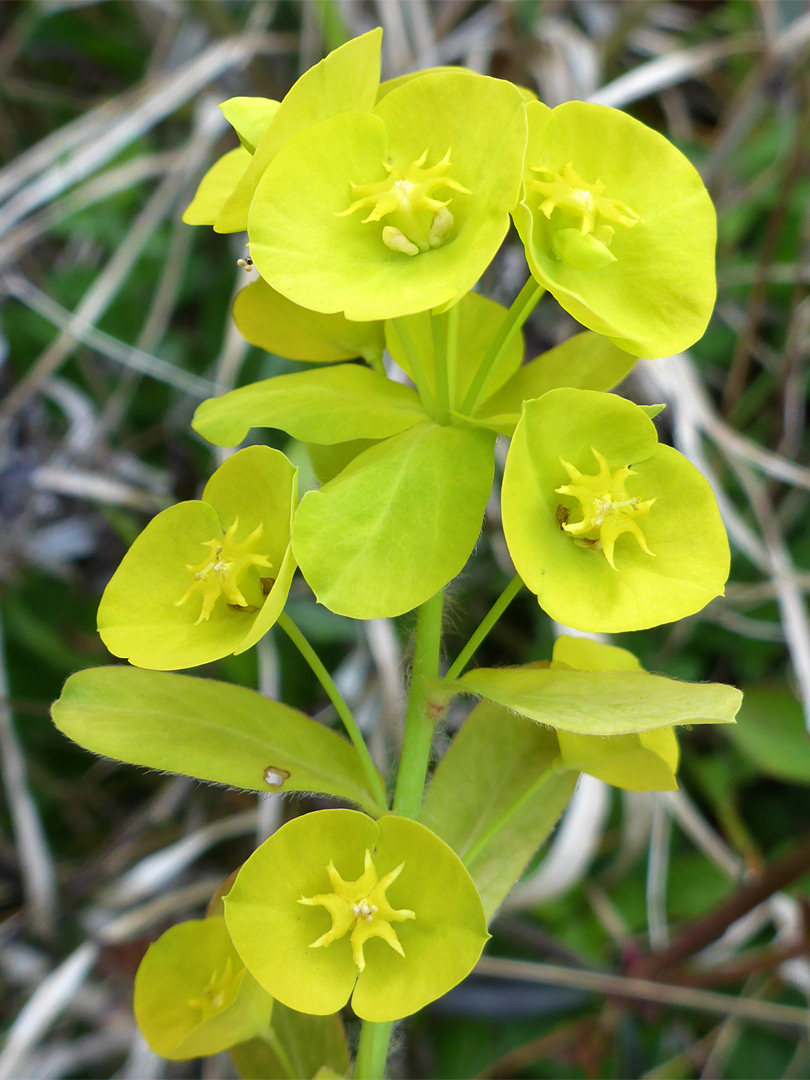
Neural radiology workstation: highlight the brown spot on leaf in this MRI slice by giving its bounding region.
[263,766,291,788]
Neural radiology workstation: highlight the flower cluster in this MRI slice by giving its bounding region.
[57,26,745,1066]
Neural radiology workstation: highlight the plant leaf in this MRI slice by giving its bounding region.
[233,279,384,363]
[452,665,741,735]
[293,421,495,618]
[422,700,575,919]
[476,330,638,436]
[182,147,251,226]
[192,364,426,448]
[219,97,281,152]
[51,667,386,815]
[216,29,382,232]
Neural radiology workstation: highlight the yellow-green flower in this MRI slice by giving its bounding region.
[225,809,489,1022]
[513,100,716,357]
[134,917,273,1059]
[501,388,729,631]
[97,446,297,670]
[246,69,527,320]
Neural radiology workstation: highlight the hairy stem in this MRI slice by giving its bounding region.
[354,1019,395,1080]
[445,575,523,682]
[392,590,444,819]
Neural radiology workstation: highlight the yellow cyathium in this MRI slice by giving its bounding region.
[337,148,470,255]
[556,447,655,570]
[176,517,272,624]
[299,849,415,972]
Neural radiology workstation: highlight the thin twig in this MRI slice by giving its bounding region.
[476,955,810,1031]
[632,832,810,980]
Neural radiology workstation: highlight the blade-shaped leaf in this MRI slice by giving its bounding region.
[182,147,251,226]
[293,421,495,618]
[192,364,426,448]
[422,700,575,919]
[52,667,386,815]
[453,666,741,735]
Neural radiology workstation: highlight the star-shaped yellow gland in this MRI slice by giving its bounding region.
[526,163,640,270]
[175,517,272,624]
[299,850,416,972]
[337,148,470,256]
[528,162,640,238]
[187,957,242,1021]
[555,447,655,570]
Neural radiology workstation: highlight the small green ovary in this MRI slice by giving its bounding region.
[526,162,640,270]
[175,517,273,624]
[556,448,655,570]
[337,149,470,256]
[299,849,415,972]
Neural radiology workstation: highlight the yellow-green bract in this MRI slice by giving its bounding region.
[501,388,730,631]
[246,69,527,321]
[97,446,297,669]
[183,30,383,232]
[513,100,717,358]
[453,645,741,740]
[224,809,489,1022]
[550,636,680,791]
[233,278,385,364]
[134,917,273,1059]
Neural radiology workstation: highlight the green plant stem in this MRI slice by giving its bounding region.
[277,613,388,812]
[444,575,523,682]
[354,1019,395,1079]
[446,298,460,396]
[431,311,451,425]
[389,317,436,418]
[392,590,444,820]
[460,277,544,415]
[355,595,445,1077]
